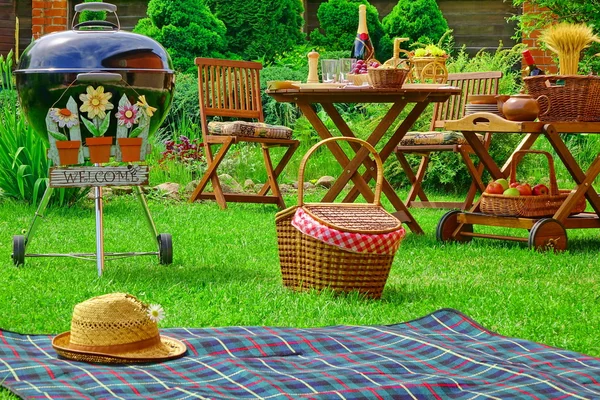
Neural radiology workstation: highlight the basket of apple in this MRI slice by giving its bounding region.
[480,150,586,217]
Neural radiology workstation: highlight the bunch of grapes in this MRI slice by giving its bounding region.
[351,59,380,74]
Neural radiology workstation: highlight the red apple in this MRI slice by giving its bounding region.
[485,182,504,195]
[516,183,532,196]
[509,182,520,188]
[532,184,549,196]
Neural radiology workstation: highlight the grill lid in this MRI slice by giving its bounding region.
[15,3,173,74]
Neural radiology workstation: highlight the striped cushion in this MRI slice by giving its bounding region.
[399,130,484,146]
[208,121,293,139]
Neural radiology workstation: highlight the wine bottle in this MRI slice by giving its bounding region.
[522,49,544,76]
[350,4,374,62]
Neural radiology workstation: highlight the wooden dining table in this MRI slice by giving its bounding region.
[267,83,461,234]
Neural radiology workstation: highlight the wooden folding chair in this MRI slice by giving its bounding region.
[395,71,502,210]
[189,58,299,209]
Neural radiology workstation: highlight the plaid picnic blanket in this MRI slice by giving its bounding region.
[1,308,599,399]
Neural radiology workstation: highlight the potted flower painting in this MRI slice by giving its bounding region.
[116,94,155,162]
[47,97,83,166]
[80,85,113,164]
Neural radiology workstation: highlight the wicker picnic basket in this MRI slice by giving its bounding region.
[480,150,586,217]
[275,137,405,299]
[524,75,600,122]
[367,67,409,89]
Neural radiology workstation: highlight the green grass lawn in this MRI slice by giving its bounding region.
[0,190,599,379]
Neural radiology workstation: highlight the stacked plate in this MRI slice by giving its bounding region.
[465,103,504,117]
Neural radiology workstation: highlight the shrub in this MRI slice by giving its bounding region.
[0,52,86,206]
[206,0,305,63]
[382,0,449,51]
[133,0,229,73]
[309,0,387,61]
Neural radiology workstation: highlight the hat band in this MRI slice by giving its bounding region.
[68,334,162,354]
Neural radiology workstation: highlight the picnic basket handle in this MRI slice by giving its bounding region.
[297,137,383,206]
[510,150,558,196]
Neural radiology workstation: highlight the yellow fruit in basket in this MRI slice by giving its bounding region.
[503,188,520,197]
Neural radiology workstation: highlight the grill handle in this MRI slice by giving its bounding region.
[77,72,122,83]
[74,3,117,13]
[72,2,120,31]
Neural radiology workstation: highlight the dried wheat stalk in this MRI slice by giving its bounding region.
[540,22,599,75]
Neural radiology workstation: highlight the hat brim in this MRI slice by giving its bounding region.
[52,332,187,364]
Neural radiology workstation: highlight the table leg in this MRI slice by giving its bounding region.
[345,101,430,204]
[543,124,600,220]
[296,103,375,202]
[341,102,430,234]
[321,102,406,202]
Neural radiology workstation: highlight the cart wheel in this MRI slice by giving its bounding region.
[12,235,25,267]
[528,218,567,252]
[158,233,173,265]
[436,210,473,243]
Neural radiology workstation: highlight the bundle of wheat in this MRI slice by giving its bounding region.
[540,22,600,75]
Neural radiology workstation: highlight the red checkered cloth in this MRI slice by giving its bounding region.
[291,207,405,255]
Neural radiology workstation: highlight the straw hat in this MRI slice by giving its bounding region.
[52,293,186,364]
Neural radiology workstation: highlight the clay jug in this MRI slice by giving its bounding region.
[501,94,550,121]
[494,95,510,115]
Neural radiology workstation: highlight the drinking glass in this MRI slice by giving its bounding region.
[339,58,356,83]
[321,59,340,83]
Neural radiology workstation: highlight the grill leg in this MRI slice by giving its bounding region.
[23,186,54,249]
[94,185,105,276]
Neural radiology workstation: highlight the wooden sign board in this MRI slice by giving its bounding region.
[49,165,149,188]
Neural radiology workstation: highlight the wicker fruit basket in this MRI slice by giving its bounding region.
[367,67,409,89]
[480,150,586,217]
[275,137,405,299]
[524,75,600,122]
[346,73,370,86]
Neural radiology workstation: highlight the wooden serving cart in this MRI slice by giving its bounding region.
[436,112,600,251]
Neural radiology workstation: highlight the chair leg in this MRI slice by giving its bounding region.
[260,144,285,209]
[396,151,430,206]
[458,147,487,211]
[189,138,234,208]
[258,142,299,194]
[458,134,492,210]
[395,152,429,206]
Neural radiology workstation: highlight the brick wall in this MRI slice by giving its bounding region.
[32,0,68,39]
[522,2,558,74]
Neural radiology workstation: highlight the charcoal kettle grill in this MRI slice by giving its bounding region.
[11,2,175,275]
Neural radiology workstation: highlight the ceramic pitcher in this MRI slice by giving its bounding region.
[499,94,550,121]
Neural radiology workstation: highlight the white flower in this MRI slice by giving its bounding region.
[147,304,165,323]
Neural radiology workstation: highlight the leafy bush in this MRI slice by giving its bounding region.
[309,0,387,61]
[382,0,449,51]
[0,53,86,206]
[260,66,305,128]
[205,0,305,63]
[133,0,229,73]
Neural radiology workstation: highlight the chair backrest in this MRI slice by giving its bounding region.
[196,58,264,135]
[431,71,502,130]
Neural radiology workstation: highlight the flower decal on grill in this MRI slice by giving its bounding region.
[136,95,157,117]
[79,85,114,119]
[50,108,79,129]
[116,104,140,128]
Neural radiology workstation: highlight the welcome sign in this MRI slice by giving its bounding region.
[49,165,149,188]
